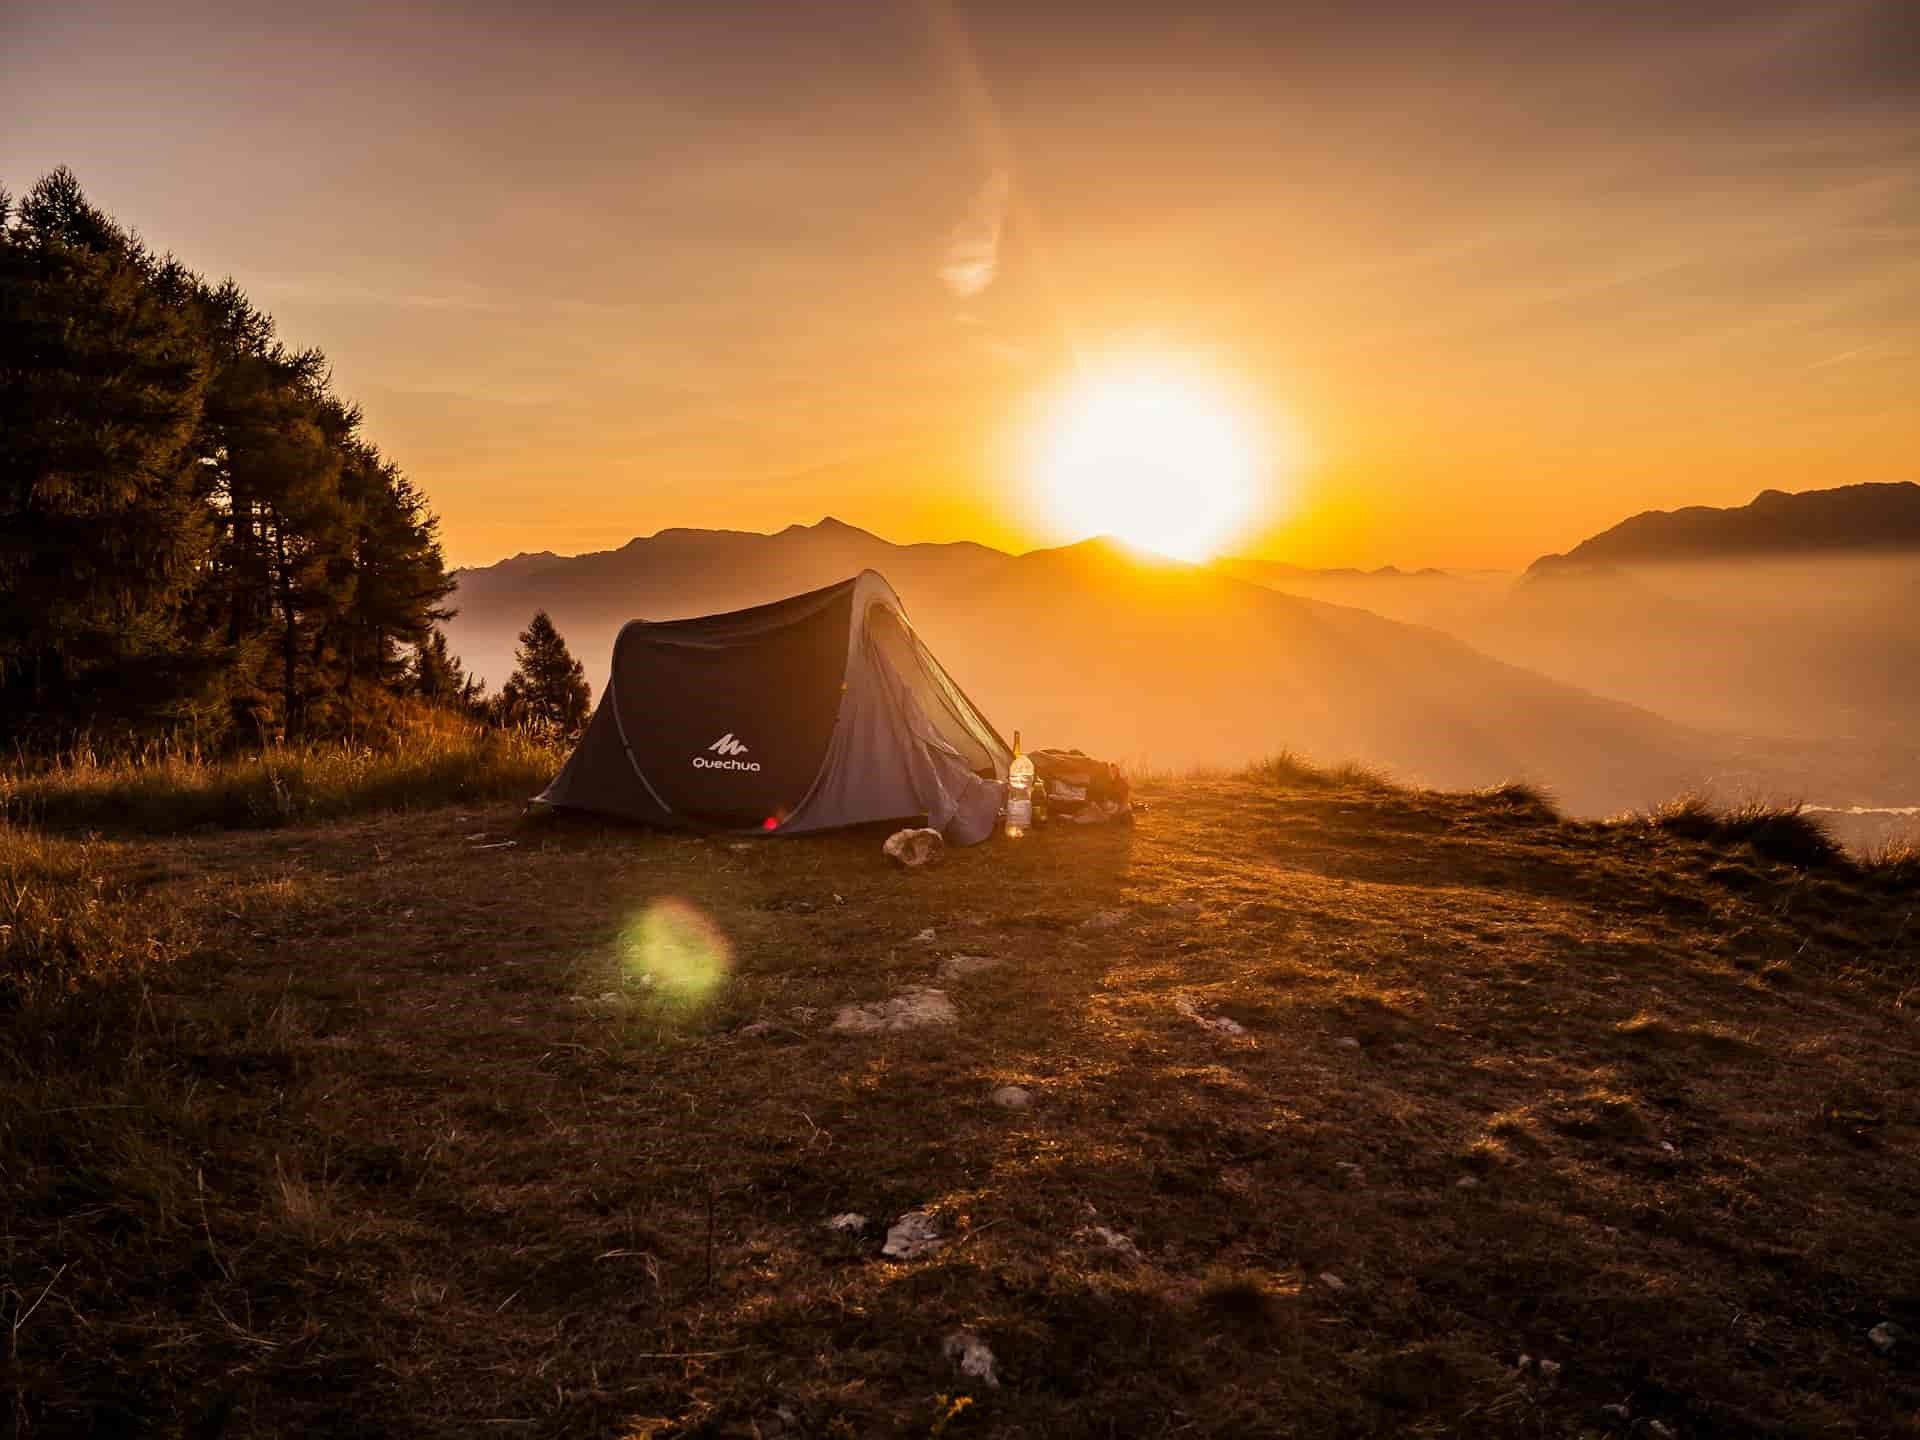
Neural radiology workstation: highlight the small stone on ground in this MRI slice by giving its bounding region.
[882,1211,945,1259]
[943,1330,1000,1387]
[883,827,945,867]
[1174,995,1246,1036]
[991,1085,1032,1109]
[1090,1226,1143,1263]
[939,953,1001,981]
[824,1213,868,1234]
[831,987,959,1033]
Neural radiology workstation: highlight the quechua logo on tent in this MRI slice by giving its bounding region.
[694,733,761,771]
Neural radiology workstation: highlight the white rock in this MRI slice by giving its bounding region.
[1516,1354,1533,1372]
[943,1329,1000,1387]
[1660,1141,1678,1155]
[1334,1036,1362,1050]
[991,1085,1033,1110]
[883,827,946,868]
[939,953,1001,981]
[1090,1226,1143,1263]
[738,1021,774,1038]
[598,991,621,1004]
[911,927,937,944]
[824,1213,869,1234]
[882,1211,946,1260]
[1318,1272,1346,1292]
[1537,1358,1561,1381]
[1456,1176,1480,1190]
[831,987,960,1033]
[1174,995,1246,1036]
[1870,1321,1904,1352]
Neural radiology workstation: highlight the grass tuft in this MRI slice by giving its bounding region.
[1235,751,1401,792]
[1239,749,1333,787]
[1859,839,1920,890]
[1475,779,1561,821]
[1637,794,1846,870]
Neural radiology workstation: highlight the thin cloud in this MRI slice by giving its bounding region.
[939,169,1008,298]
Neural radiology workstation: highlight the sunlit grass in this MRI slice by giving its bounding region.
[2,714,566,834]
[0,824,173,1004]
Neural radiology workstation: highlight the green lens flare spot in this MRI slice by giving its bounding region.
[619,898,731,1010]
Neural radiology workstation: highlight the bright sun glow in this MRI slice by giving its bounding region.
[1028,360,1270,561]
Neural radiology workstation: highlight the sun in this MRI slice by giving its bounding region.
[1026,358,1271,561]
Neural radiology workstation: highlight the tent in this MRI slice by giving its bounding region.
[534,571,1011,843]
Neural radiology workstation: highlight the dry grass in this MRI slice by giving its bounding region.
[4,770,1919,1437]
[1635,793,1848,870]
[2,713,565,833]
[0,823,180,1004]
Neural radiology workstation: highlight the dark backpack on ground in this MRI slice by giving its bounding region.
[1028,748,1130,818]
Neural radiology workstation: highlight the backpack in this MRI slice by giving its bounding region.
[1028,748,1131,819]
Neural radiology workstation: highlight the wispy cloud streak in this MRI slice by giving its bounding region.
[940,169,1009,297]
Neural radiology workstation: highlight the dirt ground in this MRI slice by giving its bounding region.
[7,775,1920,1437]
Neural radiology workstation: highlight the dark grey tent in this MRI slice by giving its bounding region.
[535,571,1011,843]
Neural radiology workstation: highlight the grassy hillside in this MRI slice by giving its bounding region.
[5,773,1919,1437]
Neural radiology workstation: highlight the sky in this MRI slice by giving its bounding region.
[5,0,1916,570]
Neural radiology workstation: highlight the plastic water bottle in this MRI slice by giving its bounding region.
[1006,730,1034,839]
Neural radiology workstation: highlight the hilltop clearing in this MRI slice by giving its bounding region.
[5,774,1919,1437]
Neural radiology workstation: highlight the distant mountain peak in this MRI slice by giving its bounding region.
[1020,534,1193,569]
[1529,481,1920,573]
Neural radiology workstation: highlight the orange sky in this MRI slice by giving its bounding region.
[6,0,1915,570]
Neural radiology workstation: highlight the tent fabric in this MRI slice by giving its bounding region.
[534,571,1011,843]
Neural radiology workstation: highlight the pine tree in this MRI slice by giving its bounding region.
[498,611,590,734]
[0,169,461,747]
[0,168,218,737]
[334,446,454,715]
[412,629,485,713]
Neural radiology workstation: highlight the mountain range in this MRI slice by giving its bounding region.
[445,483,1918,826]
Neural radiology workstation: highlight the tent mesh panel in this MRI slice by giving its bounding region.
[865,602,1008,778]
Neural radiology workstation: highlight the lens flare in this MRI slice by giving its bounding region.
[618,898,731,1010]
